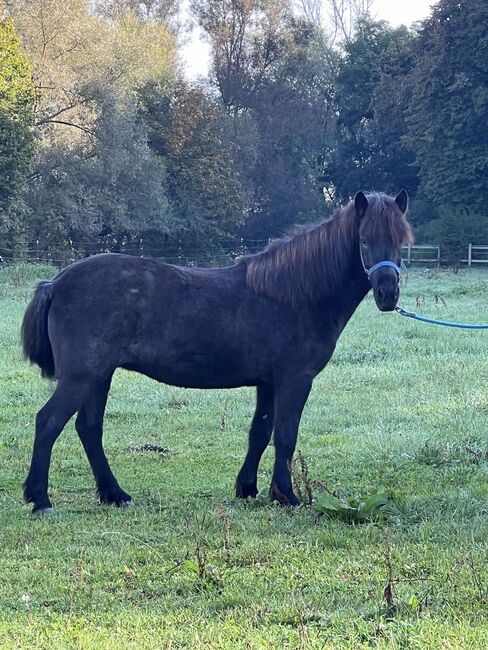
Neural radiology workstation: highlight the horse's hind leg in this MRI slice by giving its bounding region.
[235,383,274,498]
[75,376,132,507]
[24,380,92,514]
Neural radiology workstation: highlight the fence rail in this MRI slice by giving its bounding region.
[465,244,488,266]
[401,244,440,266]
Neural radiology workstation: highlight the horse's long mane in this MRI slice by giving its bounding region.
[245,193,413,305]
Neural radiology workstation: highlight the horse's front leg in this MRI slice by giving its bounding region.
[270,376,313,506]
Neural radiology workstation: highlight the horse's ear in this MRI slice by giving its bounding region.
[395,189,408,214]
[354,191,368,220]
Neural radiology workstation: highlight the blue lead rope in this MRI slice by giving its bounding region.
[363,252,488,329]
[395,306,488,330]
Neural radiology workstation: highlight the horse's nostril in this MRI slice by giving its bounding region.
[377,287,386,301]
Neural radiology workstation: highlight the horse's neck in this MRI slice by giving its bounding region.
[326,213,369,300]
[337,265,371,319]
[313,237,370,333]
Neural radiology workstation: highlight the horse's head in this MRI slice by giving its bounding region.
[355,190,413,312]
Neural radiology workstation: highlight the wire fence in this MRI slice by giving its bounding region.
[0,241,485,269]
[0,239,272,269]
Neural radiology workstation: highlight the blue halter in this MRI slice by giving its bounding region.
[360,244,402,280]
[365,259,402,279]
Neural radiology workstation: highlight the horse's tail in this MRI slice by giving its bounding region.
[21,281,56,379]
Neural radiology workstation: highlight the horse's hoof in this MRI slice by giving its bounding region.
[235,483,258,499]
[118,499,135,508]
[270,483,301,506]
[32,506,54,516]
[98,489,133,507]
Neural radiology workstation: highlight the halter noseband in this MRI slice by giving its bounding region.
[360,245,402,280]
[365,260,402,279]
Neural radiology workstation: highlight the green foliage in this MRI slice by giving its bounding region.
[415,208,488,261]
[5,0,178,252]
[191,0,294,111]
[23,95,173,249]
[93,0,181,24]
[0,14,34,235]
[142,80,246,250]
[314,488,392,523]
[324,20,418,202]
[193,1,335,238]
[406,0,488,231]
[243,22,336,237]
[2,0,487,255]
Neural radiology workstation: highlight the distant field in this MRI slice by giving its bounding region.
[0,263,487,649]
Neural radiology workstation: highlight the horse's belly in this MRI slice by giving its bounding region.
[125,345,261,389]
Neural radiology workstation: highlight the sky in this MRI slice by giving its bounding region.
[181,0,435,79]
[374,0,434,27]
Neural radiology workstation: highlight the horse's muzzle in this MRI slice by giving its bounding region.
[373,284,400,311]
[371,270,400,312]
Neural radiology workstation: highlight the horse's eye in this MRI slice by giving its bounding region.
[361,239,368,247]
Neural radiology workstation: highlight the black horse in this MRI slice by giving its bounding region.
[22,191,413,514]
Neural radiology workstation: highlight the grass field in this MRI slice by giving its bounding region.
[0,263,487,649]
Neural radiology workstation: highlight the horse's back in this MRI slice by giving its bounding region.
[51,253,187,291]
[46,254,257,385]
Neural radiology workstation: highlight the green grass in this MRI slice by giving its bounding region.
[0,264,487,649]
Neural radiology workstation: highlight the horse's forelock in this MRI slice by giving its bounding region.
[362,193,414,246]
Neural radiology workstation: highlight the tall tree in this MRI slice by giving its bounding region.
[8,0,177,250]
[0,11,35,238]
[193,1,337,238]
[25,95,171,250]
[323,19,418,203]
[405,0,488,251]
[191,0,293,113]
[141,80,246,251]
[244,20,337,237]
[8,0,176,136]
